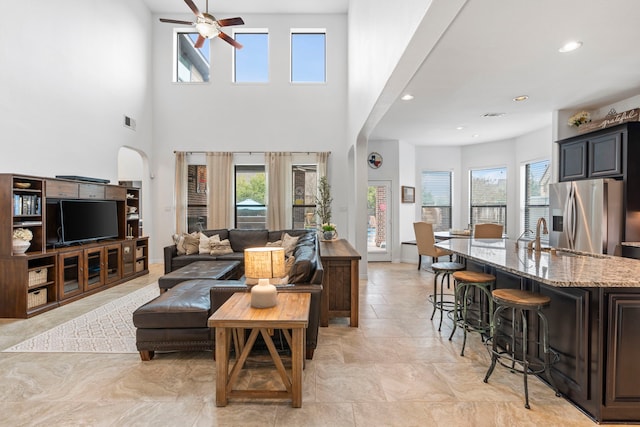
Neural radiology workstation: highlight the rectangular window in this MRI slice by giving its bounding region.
[234,31,269,83]
[235,165,266,229]
[176,32,210,83]
[292,165,317,229]
[470,167,507,231]
[187,165,208,232]
[291,30,326,83]
[524,160,550,241]
[421,171,452,231]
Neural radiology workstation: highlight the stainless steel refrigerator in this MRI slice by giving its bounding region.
[549,178,623,254]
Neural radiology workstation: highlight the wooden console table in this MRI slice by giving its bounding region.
[208,292,310,408]
[319,239,361,327]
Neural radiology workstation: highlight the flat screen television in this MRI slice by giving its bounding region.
[59,200,119,244]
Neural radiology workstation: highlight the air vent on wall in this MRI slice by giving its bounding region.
[482,113,506,117]
[123,115,137,131]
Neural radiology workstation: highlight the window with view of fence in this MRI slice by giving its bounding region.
[235,165,266,229]
[470,167,507,231]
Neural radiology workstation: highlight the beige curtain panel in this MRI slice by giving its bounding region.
[207,152,233,229]
[266,152,292,230]
[174,152,188,234]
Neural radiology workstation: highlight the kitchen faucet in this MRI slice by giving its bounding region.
[527,217,548,252]
[515,229,534,250]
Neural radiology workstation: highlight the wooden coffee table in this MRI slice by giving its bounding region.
[208,292,310,407]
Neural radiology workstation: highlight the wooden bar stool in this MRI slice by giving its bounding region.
[483,288,560,409]
[448,270,496,356]
[430,261,465,331]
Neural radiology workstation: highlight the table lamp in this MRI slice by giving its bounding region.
[245,247,285,308]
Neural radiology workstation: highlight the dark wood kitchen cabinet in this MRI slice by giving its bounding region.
[559,139,588,181]
[557,123,629,181]
[557,122,640,241]
[589,131,622,177]
[462,258,640,423]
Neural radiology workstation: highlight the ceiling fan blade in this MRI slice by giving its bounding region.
[194,35,206,49]
[216,17,244,27]
[184,0,203,17]
[219,32,243,49]
[159,18,194,25]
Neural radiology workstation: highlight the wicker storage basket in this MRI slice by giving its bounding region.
[135,247,144,258]
[28,268,48,288]
[136,260,145,272]
[27,288,47,309]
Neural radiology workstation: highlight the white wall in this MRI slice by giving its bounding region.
[397,140,416,260]
[0,0,155,257]
[347,0,468,274]
[0,0,154,181]
[118,148,144,182]
[410,126,552,249]
[150,13,348,262]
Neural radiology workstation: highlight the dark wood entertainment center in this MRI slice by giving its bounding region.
[0,174,149,318]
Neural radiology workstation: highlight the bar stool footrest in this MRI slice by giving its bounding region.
[484,338,560,376]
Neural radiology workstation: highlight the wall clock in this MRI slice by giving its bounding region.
[368,152,383,169]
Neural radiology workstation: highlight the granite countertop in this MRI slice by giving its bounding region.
[436,238,640,288]
[622,242,640,247]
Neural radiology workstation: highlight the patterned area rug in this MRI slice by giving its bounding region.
[4,284,159,353]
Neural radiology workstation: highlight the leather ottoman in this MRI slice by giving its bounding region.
[133,279,244,361]
[158,260,241,292]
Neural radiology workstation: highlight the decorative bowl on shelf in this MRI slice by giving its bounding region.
[15,182,31,189]
[12,239,30,254]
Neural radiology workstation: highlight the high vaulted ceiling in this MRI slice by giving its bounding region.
[142,0,640,147]
[141,0,348,15]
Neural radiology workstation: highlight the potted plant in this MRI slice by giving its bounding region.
[316,176,336,240]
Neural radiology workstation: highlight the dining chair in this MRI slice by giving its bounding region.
[413,222,453,270]
[474,223,504,238]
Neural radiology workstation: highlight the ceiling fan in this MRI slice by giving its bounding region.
[159,0,245,49]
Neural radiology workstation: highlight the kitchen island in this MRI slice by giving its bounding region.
[436,238,640,423]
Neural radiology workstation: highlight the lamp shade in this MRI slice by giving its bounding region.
[244,247,286,279]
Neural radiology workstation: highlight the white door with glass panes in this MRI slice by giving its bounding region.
[367,181,392,261]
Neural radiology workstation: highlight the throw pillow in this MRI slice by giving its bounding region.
[183,233,200,255]
[199,233,220,254]
[173,231,198,255]
[210,239,233,255]
[282,233,299,258]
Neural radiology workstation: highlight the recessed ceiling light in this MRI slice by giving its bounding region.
[401,94,414,101]
[558,40,583,53]
[482,113,505,117]
[513,95,529,102]
[456,126,464,130]
[472,134,480,138]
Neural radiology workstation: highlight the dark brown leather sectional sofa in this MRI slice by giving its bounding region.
[134,229,323,360]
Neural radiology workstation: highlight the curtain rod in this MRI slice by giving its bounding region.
[174,151,330,155]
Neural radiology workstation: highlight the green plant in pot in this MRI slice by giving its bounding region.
[316,176,336,240]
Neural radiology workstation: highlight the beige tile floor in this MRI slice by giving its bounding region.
[0,262,615,426]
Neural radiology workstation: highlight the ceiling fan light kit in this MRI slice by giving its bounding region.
[160,0,244,49]
[195,16,220,39]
